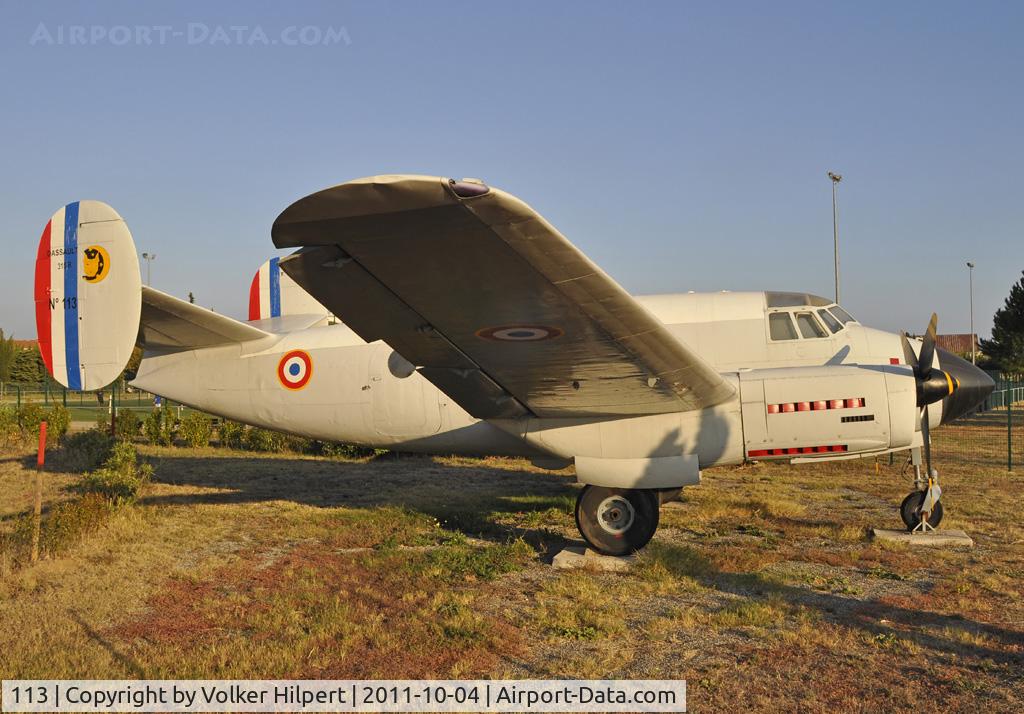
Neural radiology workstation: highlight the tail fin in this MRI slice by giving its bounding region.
[34,201,142,390]
[248,257,332,322]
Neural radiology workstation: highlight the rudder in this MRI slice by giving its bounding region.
[34,201,142,390]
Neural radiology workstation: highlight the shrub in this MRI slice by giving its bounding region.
[54,429,114,473]
[44,405,70,440]
[143,406,175,446]
[114,410,141,440]
[243,427,286,452]
[0,406,21,450]
[283,435,311,453]
[16,404,45,434]
[307,440,386,458]
[40,493,113,556]
[78,440,152,504]
[218,420,245,449]
[179,411,212,448]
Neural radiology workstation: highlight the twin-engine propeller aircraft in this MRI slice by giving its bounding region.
[33,176,994,555]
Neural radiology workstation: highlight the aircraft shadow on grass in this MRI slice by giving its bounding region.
[135,448,1024,670]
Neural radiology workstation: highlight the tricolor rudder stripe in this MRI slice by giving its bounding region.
[63,202,82,390]
[248,257,283,320]
[33,200,142,391]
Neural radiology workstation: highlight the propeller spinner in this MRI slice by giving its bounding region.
[900,313,960,409]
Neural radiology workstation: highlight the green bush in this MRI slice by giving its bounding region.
[44,405,70,440]
[78,440,152,504]
[40,493,113,556]
[54,428,114,473]
[143,406,175,446]
[306,439,386,458]
[16,404,45,434]
[179,411,212,448]
[0,406,21,450]
[114,410,140,440]
[218,420,245,449]
[242,427,286,452]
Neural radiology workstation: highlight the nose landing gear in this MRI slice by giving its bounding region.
[574,485,660,556]
[899,446,944,532]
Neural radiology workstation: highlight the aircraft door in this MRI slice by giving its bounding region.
[738,373,769,456]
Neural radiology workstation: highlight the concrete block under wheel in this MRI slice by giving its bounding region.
[552,545,637,571]
[871,528,974,547]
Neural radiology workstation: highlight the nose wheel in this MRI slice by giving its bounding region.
[574,485,660,556]
[900,447,944,532]
[900,489,944,531]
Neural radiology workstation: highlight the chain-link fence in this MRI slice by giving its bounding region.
[931,380,1024,471]
[0,381,163,426]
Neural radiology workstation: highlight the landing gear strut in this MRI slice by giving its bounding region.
[575,485,660,556]
[900,446,944,532]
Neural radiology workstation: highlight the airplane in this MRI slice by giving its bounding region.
[33,175,995,555]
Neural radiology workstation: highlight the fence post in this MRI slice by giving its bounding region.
[16,385,21,410]
[1008,398,1013,472]
[31,421,47,563]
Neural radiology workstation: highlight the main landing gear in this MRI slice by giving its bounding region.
[574,486,661,556]
[899,446,944,532]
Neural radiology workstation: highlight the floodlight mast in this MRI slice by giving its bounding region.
[141,252,156,286]
[828,171,842,304]
[967,261,976,364]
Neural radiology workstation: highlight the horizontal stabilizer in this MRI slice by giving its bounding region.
[141,286,271,351]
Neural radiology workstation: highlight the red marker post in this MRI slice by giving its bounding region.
[31,421,47,563]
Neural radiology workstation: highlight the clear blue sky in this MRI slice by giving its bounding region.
[2,1,1022,340]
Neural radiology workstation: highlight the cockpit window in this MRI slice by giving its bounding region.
[829,306,856,324]
[769,312,798,340]
[795,312,828,339]
[817,308,842,333]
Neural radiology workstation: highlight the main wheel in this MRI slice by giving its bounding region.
[900,491,944,531]
[575,486,660,556]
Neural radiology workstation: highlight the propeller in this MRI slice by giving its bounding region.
[899,313,960,485]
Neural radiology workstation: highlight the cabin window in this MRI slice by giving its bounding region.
[817,308,843,333]
[829,306,856,324]
[769,312,798,340]
[795,312,827,339]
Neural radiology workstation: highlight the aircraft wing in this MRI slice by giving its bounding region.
[272,175,736,419]
[141,286,271,351]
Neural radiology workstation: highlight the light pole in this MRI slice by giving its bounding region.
[828,171,842,304]
[141,252,156,286]
[967,261,976,364]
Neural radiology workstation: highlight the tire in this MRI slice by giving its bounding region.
[575,486,660,556]
[900,491,944,531]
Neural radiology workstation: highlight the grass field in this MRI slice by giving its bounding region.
[1,434,1022,711]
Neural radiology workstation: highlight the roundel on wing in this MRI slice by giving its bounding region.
[475,325,564,342]
[277,349,313,390]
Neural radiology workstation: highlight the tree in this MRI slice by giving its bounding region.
[979,271,1024,374]
[0,330,15,381]
[10,344,44,383]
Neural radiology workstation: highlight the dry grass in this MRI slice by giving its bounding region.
[0,424,1022,711]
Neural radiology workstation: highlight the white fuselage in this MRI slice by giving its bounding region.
[132,291,929,479]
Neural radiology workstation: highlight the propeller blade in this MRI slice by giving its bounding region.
[900,331,919,370]
[918,313,938,376]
